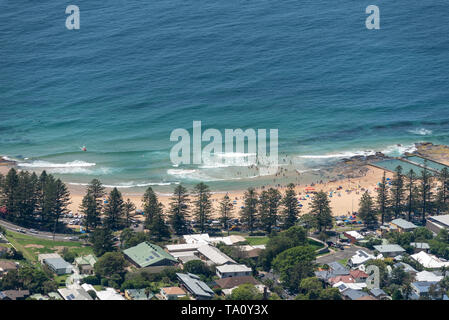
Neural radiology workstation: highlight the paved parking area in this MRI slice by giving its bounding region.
[316,245,373,265]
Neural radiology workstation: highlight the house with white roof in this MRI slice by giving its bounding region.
[411,251,449,269]
[216,264,252,278]
[415,270,443,282]
[348,250,376,267]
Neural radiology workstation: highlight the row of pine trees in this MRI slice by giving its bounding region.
[358,165,449,227]
[0,168,70,232]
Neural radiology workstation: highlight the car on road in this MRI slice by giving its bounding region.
[69,236,79,241]
[17,228,26,233]
[29,229,38,234]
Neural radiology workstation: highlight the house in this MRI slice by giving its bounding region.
[183,234,246,246]
[393,262,418,275]
[370,288,388,299]
[333,281,367,292]
[177,273,215,300]
[214,276,260,290]
[38,253,73,275]
[81,284,125,300]
[415,270,443,282]
[43,257,73,275]
[343,231,364,243]
[327,261,350,275]
[349,269,369,283]
[390,218,418,233]
[410,281,438,299]
[123,242,178,268]
[328,275,355,285]
[410,242,430,253]
[125,289,154,300]
[341,289,370,300]
[165,243,203,262]
[0,289,30,300]
[75,254,98,275]
[196,245,236,266]
[411,251,449,269]
[38,253,61,264]
[426,215,449,234]
[373,244,406,257]
[160,287,187,300]
[216,264,252,278]
[58,288,93,300]
[348,250,375,267]
[0,260,18,277]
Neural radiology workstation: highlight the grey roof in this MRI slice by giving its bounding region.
[327,261,350,275]
[197,245,235,265]
[412,281,438,294]
[410,242,430,249]
[373,244,406,253]
[343,289,369,300]
[394,262,417,273]
[370,288,386,297]
[176,273,214,299]
[390,218,418,230]
[44,258,73,271]
[428,215,449,227]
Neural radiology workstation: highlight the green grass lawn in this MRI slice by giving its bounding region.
[5,230,93,262]
[245,236,269,246]
[307,238,325,250]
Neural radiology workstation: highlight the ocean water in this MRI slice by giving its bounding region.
[1,1,449,192]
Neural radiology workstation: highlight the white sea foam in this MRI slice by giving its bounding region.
[297,143,417,161]
[298,150,376,159]
[18,160,96,168]
[408,128,433,136]
[69,181,177,188]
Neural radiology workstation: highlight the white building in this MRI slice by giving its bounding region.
[197,245,236,265]
[411,251,449,269]
[348,250,376,267]
[216,264,252,278]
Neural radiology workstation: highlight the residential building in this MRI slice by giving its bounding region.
[373,244,406,257]
[160,287,187,300]
[58,288,93,300]
[390,218,418,232]
[197,245,236,266]
[125,289,154,300]
[214,276,260,290]
[410,281,438,299]
[0,289,30,300]
[343,231,364,243]
[0,260,18,277]
[369,288,388,299]
[43,257,73,275]
[123,242,178,268]
[426,215,449,234]
[415,270,443,282]
[216,264,252,278]
[348,250,375,267]
[341,289,370,300]
[410,242,430,253]
[411,251,449,269]
[75,254,98,275]
[177,273,215,300]
[349,269,369,283]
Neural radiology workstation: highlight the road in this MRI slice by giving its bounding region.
[0,218,79,242]
[316,245,373,265]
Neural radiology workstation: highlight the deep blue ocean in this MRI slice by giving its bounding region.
[1,1,449,192]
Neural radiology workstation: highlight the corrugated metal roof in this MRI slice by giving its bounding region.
[197,245,235,265]
[177,273,214,298]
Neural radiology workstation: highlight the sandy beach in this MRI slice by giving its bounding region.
[65,165,391,218]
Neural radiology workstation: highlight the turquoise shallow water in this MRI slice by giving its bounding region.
[1,1,449,191]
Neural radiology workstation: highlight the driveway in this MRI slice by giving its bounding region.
[316,245,373,265]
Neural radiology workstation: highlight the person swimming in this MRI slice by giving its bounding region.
[81,146,87,152]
